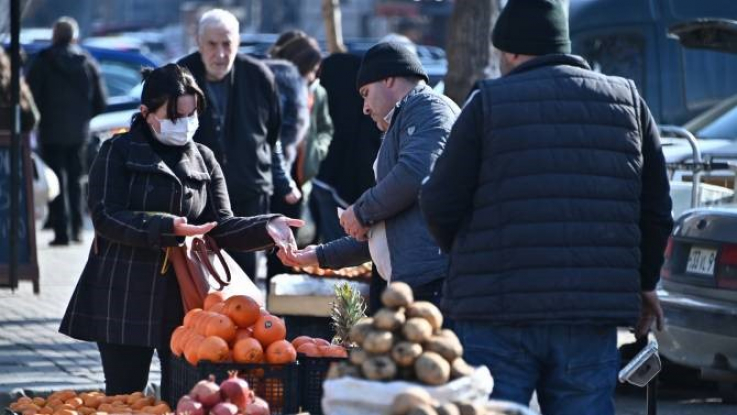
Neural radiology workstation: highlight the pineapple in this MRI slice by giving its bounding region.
[330,281,367,347]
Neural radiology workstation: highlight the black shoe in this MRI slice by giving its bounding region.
[49,238,70,246]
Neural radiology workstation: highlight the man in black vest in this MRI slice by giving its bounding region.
[420,0,673,413]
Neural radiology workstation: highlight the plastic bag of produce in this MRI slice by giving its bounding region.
[321,365,493,415]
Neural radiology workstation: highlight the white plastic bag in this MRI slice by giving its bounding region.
[321,365,494,415]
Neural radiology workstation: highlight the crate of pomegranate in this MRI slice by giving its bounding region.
[168,293,300,415]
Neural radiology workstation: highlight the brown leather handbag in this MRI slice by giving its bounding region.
[161,236,264,312]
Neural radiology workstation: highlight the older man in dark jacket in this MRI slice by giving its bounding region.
[178,9,293,280]
[27,17,107,246]
[420,1,673,413]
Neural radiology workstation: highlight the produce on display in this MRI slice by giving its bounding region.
[293,262,372,279]
[170,293,297,366]
[328,282,367,347]
[7,391,170,415]
[175,372,271,415]
[326,282,471,385]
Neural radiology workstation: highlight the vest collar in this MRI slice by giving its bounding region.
[507,54,591,77]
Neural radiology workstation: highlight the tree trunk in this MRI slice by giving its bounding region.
[322,0,346,54]
[444,0,503,105]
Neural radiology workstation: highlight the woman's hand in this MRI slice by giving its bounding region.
[266,216,304,253]
[278,245,319,268]
[173,217,217,236]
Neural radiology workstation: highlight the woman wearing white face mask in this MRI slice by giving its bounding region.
[59,64,303,399]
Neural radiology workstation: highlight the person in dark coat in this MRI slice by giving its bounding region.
[311,53,382,243]
[420,1,673,413]
[59,64,302,399]
[0,46,39,132]
[27,17,107,245]
[177,9,288,281]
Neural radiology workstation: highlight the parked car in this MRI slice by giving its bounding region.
[569,0,737,125]
[649,18,737,401]
[239,33,447,86]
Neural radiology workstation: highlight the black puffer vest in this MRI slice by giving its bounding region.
[447,55,644,326]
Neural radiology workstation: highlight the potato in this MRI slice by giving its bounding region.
[436,404,461,415]
[326,361,361,379]
[450,358,474,379]
[407,404,438,415]
[33,397,46,407]
[52,410,78,415]
[362,330,394,354]
[77,407,95,415]
[145,403,170,415]
[407,302,443,330]
[361,356,397,381]
[381,282,414,308]
[415,352,451,385]
[65,398,83,409]
[39,407,54,415]
[22,409,37,415]
[425,335,463,362]
[373,308,406,331]
[403,318,433,343]
[392,341,423,367]
[125,393,143,405]
[349,317,375,345]
[390,387,434,415]
[17,397,34,405]
[349,348,370,366]
[82,396,103,410]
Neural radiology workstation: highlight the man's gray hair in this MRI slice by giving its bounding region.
[52,16,79,46]
[198,9,240,39]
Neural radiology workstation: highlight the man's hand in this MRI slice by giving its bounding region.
[266,216,304,253]
[278,244,319,268]
[635,290,664,339]
[340,205,370,240]
[173,217,217,236]
[284,187,302,205]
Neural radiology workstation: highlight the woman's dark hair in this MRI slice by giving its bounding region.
[132,63,206,127]
[269,30,322,77]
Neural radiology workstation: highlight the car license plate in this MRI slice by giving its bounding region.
[686,247,717,276]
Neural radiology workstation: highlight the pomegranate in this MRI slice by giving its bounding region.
[244,397,270,415]
[176,395,205,415]
[219,371,252,410]
[209,402,238,415]
[190,375,221,408]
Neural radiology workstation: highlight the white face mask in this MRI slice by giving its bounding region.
[152,115,199,146]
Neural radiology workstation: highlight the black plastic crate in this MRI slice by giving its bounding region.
[297,355,347,415]
[169,355,299,415]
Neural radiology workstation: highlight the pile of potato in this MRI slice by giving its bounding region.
[391,388,516,415]
[8,391,171,415]
[327,282,474,386]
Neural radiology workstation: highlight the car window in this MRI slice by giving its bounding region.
[574,32,646,94]
[97,59,143,98]
[696,104,737,139]
[681,48,737,112]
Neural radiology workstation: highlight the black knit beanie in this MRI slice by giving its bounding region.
[356,42,428,90]
[492,0,571,56]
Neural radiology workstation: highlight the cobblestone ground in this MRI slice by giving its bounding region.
[0,224,160,406]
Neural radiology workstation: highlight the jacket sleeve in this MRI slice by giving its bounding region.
[271,140,298,197]
[87,57,108,117]
[198,145,279,252]
[637,95,674,291]
[420,92,483,253]
[353,97,456,226]
[301,86,334,183]
[88,139,180,249]
[316,236,371,269]
[26,55,45,114]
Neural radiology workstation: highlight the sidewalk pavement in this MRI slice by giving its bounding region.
[0,224,160,406]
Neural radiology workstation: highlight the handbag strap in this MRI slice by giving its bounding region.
[191,237,232,290]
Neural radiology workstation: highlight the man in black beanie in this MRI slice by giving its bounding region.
[421,0,673,413]
[280,42,460,309]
